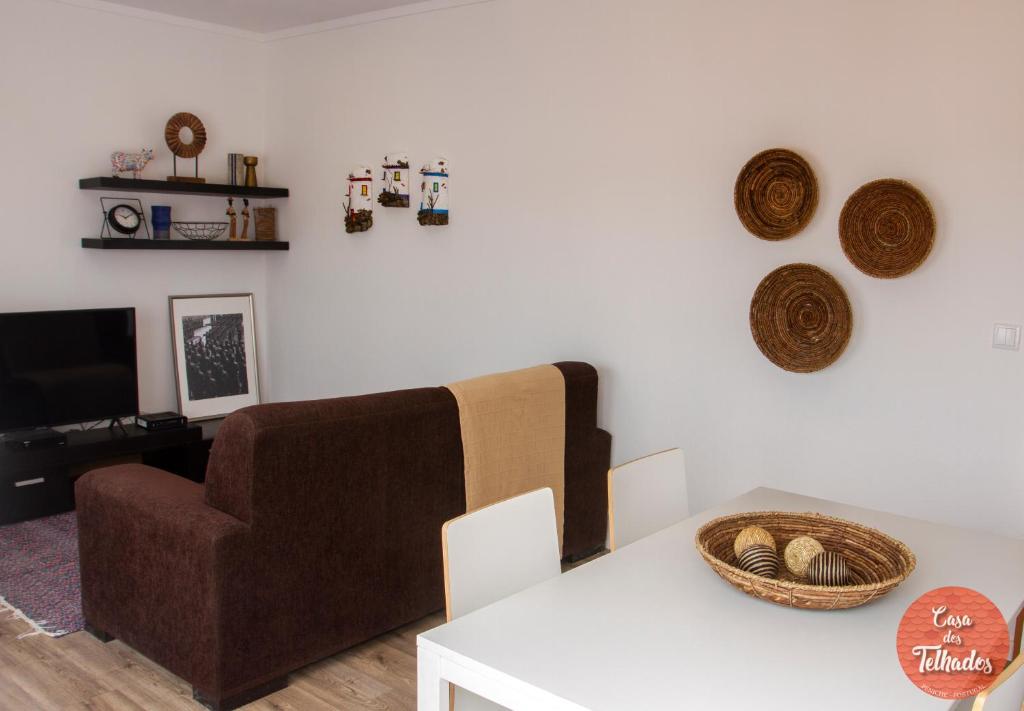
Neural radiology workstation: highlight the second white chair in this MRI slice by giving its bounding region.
[608,448,689,550]
[442,487,562,710]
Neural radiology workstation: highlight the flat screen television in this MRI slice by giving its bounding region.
[0,308,139,432]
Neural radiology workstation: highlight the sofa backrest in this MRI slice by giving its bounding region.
[205,387,463,527]
[204,361,603,567]
[551,361,603,554]
[205,362,601,526]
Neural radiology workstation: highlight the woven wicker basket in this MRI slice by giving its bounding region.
[695,511,916,610]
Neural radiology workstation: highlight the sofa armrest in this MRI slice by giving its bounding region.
[77,464,248,538]
[75,464,250,694]
[562,426,612,561]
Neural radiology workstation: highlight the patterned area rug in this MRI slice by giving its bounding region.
[0,512,82,637]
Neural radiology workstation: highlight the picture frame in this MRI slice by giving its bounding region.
[168,293,260,421]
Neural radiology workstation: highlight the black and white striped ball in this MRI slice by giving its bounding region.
[807,551,851,586]
[736,544,779,579]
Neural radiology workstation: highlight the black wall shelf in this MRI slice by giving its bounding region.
[79,177,289,199]
[81,238,289,251]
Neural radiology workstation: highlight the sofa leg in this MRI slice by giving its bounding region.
[84,623,114,643]
[192,676,288,711]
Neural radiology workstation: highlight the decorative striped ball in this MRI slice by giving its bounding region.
[784,536,825,578]
[733,525,777,558]
[807,551,851,587]
[736,544,779,579]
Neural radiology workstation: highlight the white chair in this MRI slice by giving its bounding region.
[441,487,562,710]
[973,654,1024,710]
[608,448,688,550]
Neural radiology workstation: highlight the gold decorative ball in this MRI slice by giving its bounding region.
[807,551,851,587]
[733,526,777,558]
[784,536,825,578]
[736,544,779,579]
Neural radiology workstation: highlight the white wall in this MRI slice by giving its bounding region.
[263,0,1024,537]
[0,0,270,413]
[5,0,1021,539]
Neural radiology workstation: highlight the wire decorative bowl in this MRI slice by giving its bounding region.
[172,221,228,241]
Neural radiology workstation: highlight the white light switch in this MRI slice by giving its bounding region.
[993,323,1021,351]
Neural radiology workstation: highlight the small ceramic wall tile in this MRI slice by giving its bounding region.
[418,157,449,226]
[345,165,374,233]
[378,153,410,208]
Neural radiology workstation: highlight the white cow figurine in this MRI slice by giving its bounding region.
[110,149,154,179]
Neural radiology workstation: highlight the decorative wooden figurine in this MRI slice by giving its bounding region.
[418,157,449,226]
[378,152,410,207]
[226,197,238,240]
[111,149,154,179]
[345,166,374,233]
[238,198,250,240]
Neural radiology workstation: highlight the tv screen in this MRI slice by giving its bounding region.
[0,308,138,431]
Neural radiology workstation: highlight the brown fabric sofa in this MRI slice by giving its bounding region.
[76,362,610,710]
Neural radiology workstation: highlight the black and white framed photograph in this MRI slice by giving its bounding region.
[169,293,260,420]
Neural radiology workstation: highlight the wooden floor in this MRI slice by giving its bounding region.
[0,610,445,710]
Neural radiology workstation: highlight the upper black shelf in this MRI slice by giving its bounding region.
[79,177,289,199]
[81,238,289,251]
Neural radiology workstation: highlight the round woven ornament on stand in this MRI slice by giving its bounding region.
[734,148,818,241]
[839,179,935,279]
[165,112,207,158]
[749,263,853,373]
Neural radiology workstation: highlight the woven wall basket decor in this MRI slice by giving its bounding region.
[750,263,852,373]
[839,179,935,279]
[734,148,819,241]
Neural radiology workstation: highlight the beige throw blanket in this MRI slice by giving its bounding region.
[446,365,567,550]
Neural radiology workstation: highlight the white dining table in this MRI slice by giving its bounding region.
[417,487,1024,710]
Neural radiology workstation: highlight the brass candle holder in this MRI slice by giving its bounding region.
[242,156,258,187]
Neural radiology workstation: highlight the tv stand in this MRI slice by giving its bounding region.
[3,427,68,450]
[0,423,205,525]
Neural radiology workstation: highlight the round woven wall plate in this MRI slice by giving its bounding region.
[750,263,852,373]
[734,148,818,241]
[839,179,935,279]
[164,112,207,159]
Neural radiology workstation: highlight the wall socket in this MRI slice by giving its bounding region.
[992,323,1021,351]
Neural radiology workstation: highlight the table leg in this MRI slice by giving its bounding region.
[417,644,447,711]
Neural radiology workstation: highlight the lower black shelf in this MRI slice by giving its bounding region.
[81,238,289,251]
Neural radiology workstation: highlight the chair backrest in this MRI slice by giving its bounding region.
[974,655,1024,711]
[608,448,688,550]
[443,488,561,621]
